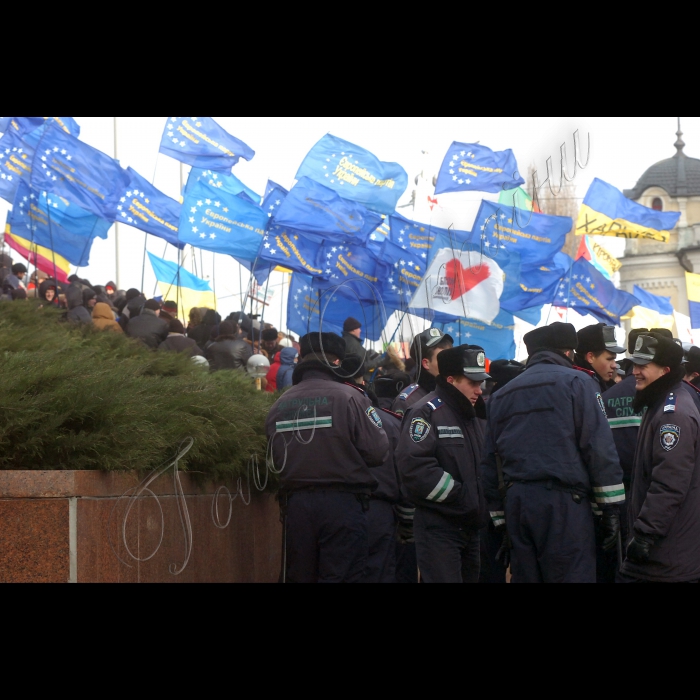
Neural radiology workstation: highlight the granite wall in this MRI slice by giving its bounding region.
[0,472,282,584]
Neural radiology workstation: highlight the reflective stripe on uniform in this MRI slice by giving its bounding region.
[427,473,455,503]
[438,426,465,439]
[609,416,643,429]
[594,484,626,505]
[276,417,333,433]
[490,511,506,528]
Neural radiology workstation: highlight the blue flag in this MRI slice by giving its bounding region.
[314,243,384,299]
[0,128,35,204]
[436,311,517,361]
[184,168,261,204]
[179,176,268,261]
[374,237,428,312]
[7,117,80,138]
[120,167,184,249]
[561,258,640,326]
[8,180,110,267]
[0,118,9,133]
[296,134,408,215]
[263,181,289,222]
[273,177,383,245]
[31,125,130,221]
[501,253,573,313]
[477,199,572,267]
[260,224,325,276]
[287,273,388,342]
[435,142,524,195]
[632,285,674,316]
[159,117,254,172]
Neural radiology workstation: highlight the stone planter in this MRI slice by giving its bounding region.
[0,471,282,584]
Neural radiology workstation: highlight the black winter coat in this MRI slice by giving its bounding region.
[206,339,252,371]
[266,362,390,493]
[342,332,382,373]
[603,374,642,484]
[158,334,204,357]
[126,309,169,349]
[623,376,700,582]
[391,372,437,416]
[397,379,485,526]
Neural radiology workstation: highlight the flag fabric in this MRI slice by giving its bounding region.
[0,118,10,133]
[259,224,325,276]
[436,311,517,361]
[31,125,130,221]
[7,180,109,266]
[499,186,542,213]
[179,175,268,261]
[287,273,387,342]
[501,253,573,313]
[148,252,216,323]
[7,117,80,138]
[3,224,72,283]
[686,272,700,330]
[273,177,383,245]
[577,178,681,243]
[159,117,254,172]
[435,143,524,195]
[374,238,426,312]
[477,199,572,267]
[410,245,505,324]
[119,167,184,249]
[576,235,622,280]
[627,286,675,331]
[296,134,408,215]
[0,128,35,204]
[185,168,261,204]
[262,181,289,222]
[562,258,639,326]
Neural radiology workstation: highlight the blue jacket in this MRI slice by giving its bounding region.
[276,348,298,391]
[482,351,625,524]
[603,374,642,484]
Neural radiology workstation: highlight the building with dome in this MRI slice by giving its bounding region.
[620,119,700,328]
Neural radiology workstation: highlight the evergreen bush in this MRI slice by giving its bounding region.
[0,301,275,481]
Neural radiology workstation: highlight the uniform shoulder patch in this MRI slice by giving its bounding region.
[366,406,383,429]
[661,424,681,452]
[427,398,444,412]
[410,418,431,443]
[596,393,607,417]
[664,393,678,414]
[399,384,420,402]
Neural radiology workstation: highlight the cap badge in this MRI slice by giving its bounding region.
[477,352,486,368]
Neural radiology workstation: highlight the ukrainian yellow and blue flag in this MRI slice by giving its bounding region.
[577,178,681,243]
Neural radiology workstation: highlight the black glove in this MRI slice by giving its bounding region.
[600,509,621,553]
[495,528,512,570]
[626,534,655,565]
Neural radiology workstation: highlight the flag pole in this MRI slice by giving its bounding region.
[113,117,121,290]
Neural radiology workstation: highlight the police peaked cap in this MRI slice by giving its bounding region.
[438,345,491,382]
[411,328,454,361]
[299,332,346,361]
[630,333,684,370]
[524,323,578,356]
[488,360,526,387]
[577,323,626,355]
[685,346,700,375]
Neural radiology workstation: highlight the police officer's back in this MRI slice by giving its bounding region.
[482,323,625,584]
[266,333,390,584]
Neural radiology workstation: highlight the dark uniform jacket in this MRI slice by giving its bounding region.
[682,380,700,412]
[266,361,390,493]
[397,379,485,526]
[206,339,252,372]
[126,309,169,349]
[482,351,625,524]
[391,372,437,416]
[603,374,642,485]
[623,378,700,583]
[374,407,402,504]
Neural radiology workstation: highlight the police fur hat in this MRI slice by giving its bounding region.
[685,346,700,375]
[261,328,279,342]
[627,329,649,355]
[577,323,625,355]
[438,345,491,382]
[524,323,578,356]
[375,372,412,400]
[488,360,525,388]
[11,263,27,275]
[299,332,346,361]
[341,353,366,380]
[630,333,684,370]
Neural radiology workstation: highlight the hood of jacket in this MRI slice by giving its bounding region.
[66,285,85,311]
[280,347,299,366]
[126,294,147,317]
[92,303,115,321]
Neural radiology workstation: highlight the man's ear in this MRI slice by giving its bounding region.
[422,357,431,371]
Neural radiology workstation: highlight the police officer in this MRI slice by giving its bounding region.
[397,346,488,584]
[266,333,390,584]
[622,334,700,583]
[482,323,625,584]
[391,329,454,416]
[575,323,626,393]
[682,346,700,411]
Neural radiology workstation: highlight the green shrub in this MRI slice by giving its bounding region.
[0,301,275,481]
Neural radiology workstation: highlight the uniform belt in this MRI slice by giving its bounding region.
[507,480,589,498]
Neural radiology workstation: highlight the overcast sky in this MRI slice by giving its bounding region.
[0,116,691,328]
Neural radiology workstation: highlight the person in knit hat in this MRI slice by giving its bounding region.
[342,317,384,379]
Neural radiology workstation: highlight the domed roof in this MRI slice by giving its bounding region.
[625,123,700,200]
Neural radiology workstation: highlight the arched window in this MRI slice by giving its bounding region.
[652,197,664,211]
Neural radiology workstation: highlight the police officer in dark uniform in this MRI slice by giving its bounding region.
[682,346,700,411]
[266,333,390,584]
[575,323,626,394]
[391,329,453,416]
[482,323,625,584]
[622,334,700,583]
[397,346,489,584]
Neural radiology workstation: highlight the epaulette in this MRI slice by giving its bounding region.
[379,407,403,420]
[398,384,421,402]
[426,398,444,412]
[573,366,597,379]
[665,391,678,414]
[344,382,369,398]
